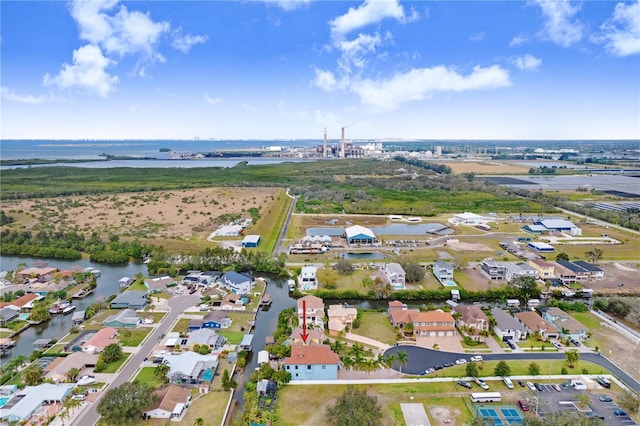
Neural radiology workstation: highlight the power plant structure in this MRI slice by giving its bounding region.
[316,126,365,158]
[323,128,327,158]
[340,127,346,158]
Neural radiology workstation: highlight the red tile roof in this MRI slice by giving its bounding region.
[284,344,339,365]
[297,295,324,311]
[83,327,118,350]
[0,293,39,308]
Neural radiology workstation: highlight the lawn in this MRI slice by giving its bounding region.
[570,312,603,330]
[138,312,166,323]
[226,311,256,333]
[84,309,119,330]
[334,269,374,292]
[100,353,131,374]
[172,318,191,334]
[351,312,397,345]
[128,281,147,291]
[133,367,164,389]
[244,188,290,255]
[118,328,152,347]
[220,330,244,345]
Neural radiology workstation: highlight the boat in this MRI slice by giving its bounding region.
[72,287,94,299]
[119,276,133,289]
[83,267,101,277]
[49,301,77,315]
[287,279,296,292]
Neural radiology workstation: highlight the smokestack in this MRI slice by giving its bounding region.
[341,127,345,158]
[323,128,327,158]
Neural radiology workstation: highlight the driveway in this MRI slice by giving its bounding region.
[72,294,201,426]
[384,345,640,393]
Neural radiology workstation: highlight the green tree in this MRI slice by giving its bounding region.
[194,418,204,426]
[528,362,540,376]
[334,260,354,274]
[317,268,339,290]
[585,248,603,263]
[66,367,80,383]
[494,361,511,377]
[326,386,382,426]
[30,301,51,323]
[556,252,569,261]
[511,276,540,300]
[22,365,43,386]
[395,350,409,374]
[271,369,291,386]
[154,363,169,381]
[402,262,425,284]
[565,349,580,368]
[100,343,123,364]
[465,362,479,378]
[97,382,153,425]
[221,369,232,391]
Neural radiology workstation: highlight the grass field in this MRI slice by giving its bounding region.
[570,312,603,330]
[134,367,165,389]
[84,310,119,330]
[138,311,166,323]
[244,188,290,254]
[220,330,244,345]
[118,328,151,347]
[172,318,191,334]
[352,312,397,345]
[101,353,131,374]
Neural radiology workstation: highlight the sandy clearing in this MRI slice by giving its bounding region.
[614,262,638,272]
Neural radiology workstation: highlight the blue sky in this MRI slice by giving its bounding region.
[1,0,639,140]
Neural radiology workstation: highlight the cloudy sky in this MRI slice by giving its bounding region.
[1,0,639,140]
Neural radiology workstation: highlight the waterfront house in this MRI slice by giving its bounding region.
[163,352,218,384]
[219,293,246,311]
[0,306,20,326]
[102,309,140,329]
[81,327,118,354]
[0,294,43,311]
[15,267,58,281]
[383,263,406,290]
[433,260,454,284]
[110,291,148,309]
[0,383,73,424]
[540,307,588,341]
[453,305,489,340]
[412,310,457,337]
[481,258,506,280]
[186,328,225,351]
[298,266,318,290]
[554,263,578,285]
[284,345,340,381]
[572,261,604,280]
[297,295,325,330]
[503,262,538,282]
[327,304,357,336]
[491,307,527,341]
[289,328,325,345]
[344,225,377,246]
[144,276,176,293]
[143,385,191,420]
[44,352,99,383]
[528,259,555,279]
[515,311,559,341]
[188,311,231,330]
[219,271,253,294]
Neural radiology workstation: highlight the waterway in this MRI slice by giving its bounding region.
[0,255,148,361]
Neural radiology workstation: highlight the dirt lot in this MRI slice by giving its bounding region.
[2,187,280,242]
[593,262,640,295]
[434,161,530,174]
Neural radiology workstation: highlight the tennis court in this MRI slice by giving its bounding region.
[475,405,523,426]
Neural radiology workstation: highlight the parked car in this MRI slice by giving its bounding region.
[534,383,544,391]
[421,368,435,375]
[506,340,517,349]
[552,341,563,349]
[72,394,86,401]
[455,358,467,365]
[142,318,154,324]
[571,339,581,347]
[551,384,561,392]
[152,358,165,364]
[475,378,490,390]
[445,362,454,368]
[598,396,613,402]
[518,400,530,411]
[458,380,473,389]
[434,364,444,370]
[586,412,605,420]
[518,380,526,387]
[614,408,628,416]
[527,382,536,391]
[470,355,483,362]
[76,375,96,386]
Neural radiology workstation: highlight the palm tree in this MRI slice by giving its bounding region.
[66,367,80,383]
[349,343,366,365]
[331,340,345,355]
[194,418,205,426]
[395,350,409,374]
[380,353,396,370]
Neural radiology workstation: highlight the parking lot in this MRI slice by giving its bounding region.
[528,384,637,425]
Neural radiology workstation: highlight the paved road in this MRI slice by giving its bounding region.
[72,294,201,426]
[274,189,297,255]
[384,345,640,393]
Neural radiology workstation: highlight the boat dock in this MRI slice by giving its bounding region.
[259,293,272,307]
[72,288,94,299]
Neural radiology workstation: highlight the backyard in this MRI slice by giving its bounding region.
[351,312,397,345]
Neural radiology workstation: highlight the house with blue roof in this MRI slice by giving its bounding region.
[219,271,253,294]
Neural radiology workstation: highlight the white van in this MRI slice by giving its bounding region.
[470,355,483,362]
[503,377,514,389]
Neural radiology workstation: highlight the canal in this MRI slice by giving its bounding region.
[0,255,148,361]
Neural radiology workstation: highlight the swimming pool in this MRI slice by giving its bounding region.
[441,280,458,287]
[201,369,213,382]
[0,397,9,408]
[18,313,30,321]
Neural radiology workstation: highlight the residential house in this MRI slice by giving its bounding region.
[503,262,538,282]
[15,267,58,282]
[297,295,325,330]
[540,307,589,341]
[102,309,140,328]
[383,263,406,290]
[219,294,246,311]
[387,300,416,329]
[144,385,191,420]
[289,328,325,345]
[188,311,231,330]
[491,307,527,341]
[219,271,253,294]
[239,334,254,351]
[481,258,506,280]
[344,225,377,246]
[81,327,118,354]
[0,306,20,326]
[72,310,85,325]
[554,264,577,285]
[110,291,148,309]
[412,310,457,337]
[0,383,73,423]
[453,305,489,341]
[145,276,176,293]
[298,266,318,290]
[44,352,99,383]
[186,329,225,351]
[327,304,357,337]
[528,259,555,279]
[515,311,559,341]
[433,260,454,285]
[556,260,589,281]
[572,261,604,280]
[284,345,340,381]
[0,293,43,311]
[163,352,219,384]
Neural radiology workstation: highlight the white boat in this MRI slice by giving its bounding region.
[50,301,77,315]
[83,267,101,277]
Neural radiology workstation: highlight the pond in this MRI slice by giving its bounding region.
[339,252,387,260]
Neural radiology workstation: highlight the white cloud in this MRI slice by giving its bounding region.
[1,87,55,104]
[261,0,314,11]
[204,93,223,105]
[469,32,485,42]
[44,44,119,97]
[172,32,208,53]
[336,32,389,70]
[312,68,339,92]
[511,54,542,70]
[351,65,511,111]
[330,0,409,40]
[594,0,640,56]
[530,0,583,47]
[510,33,529,47]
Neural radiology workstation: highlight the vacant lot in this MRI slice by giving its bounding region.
[434,161,530,175]
[353,312,397,345]
[3,187,281,244]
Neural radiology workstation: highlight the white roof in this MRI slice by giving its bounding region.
[345,225,375,239]
[300,266,317,276]
[529,241,554,249]
[1,384,73,421]
[455,212,483,220]
[385,263,405,274]
[242,235,261,243]
[540,219,577,229]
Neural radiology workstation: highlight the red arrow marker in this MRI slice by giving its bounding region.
[301,299,309,343]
